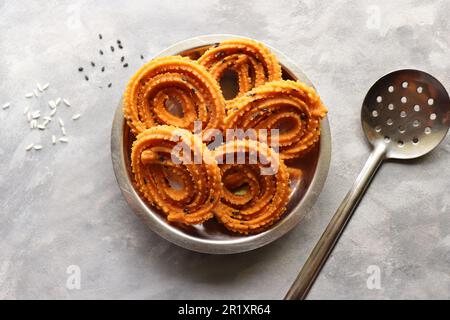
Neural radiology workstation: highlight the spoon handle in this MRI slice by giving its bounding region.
[285,144,386,300]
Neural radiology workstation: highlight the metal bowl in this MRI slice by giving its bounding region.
[111,34,331,254]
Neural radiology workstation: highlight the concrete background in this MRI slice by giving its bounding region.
[0,0,449,299]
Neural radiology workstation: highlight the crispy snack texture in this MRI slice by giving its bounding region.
[131,125,222,225]
[226,80,327,159]
[125,39,328,234]
[198,39,282,103]
[123,56,226,137]
[213,140,290,234]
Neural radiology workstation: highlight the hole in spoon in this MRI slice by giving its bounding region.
[413,120,420,127]
[402,81,408,88]
[375,126,381,132]
[400,111,407,118]
[384,136,391,143]
[413,104,420,112]
[376,96,383,103]
[417,86,423,94]
[372,110,379,117]
[412,137,419,144]
[388,103,394,110]
[428,98,434,105]
[424,127,431,134]
[430,113,437,120]
[388,86,394,93]
[401,96,407,103]
[398,140,404,147]
[386,118,393,125]
[398,125,405,133]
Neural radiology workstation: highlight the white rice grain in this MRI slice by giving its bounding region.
[33,145,43,150]
[58,118,64,127]
[33,89,38,97]
[42,83,49,90]
[72,113,81,120]
[32,111,40,119]
[26,144,34,151]
[25,93,33,98]
[50,109,57,117]
[55,98,61,106]
[37,124,46,130]
[2,102,10,110]
[61,126,66,136]
[59,137,68,143]
[52,135,56,145]
[23,106,29,115]
[37,82,43,92]
[48,100,56,109]
[63,99,71,107]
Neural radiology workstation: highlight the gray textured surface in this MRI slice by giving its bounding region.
[0,0,449,300]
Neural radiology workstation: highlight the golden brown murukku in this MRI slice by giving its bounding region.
[213,140,290,234]
[123,56,226,138]
[198,39,282,101]
[225,80,328,159]
[125,38,328,234]
[131,125,222,225]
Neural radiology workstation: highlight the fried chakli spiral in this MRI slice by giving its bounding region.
[213,140,290,234]
[131,125,222,225]
[225,80,328,159]
[198,39,282,101]
[123,56,226,138]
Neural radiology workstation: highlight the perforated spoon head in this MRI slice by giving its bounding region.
[362,69,450,159]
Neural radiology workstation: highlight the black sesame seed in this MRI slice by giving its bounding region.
[117,39,121,44]
[183,208,189,213]
[99,50,103,55]
[191,88,196,94]
[123,63,128,68]
[108,83,112,88]
[110,46,114,52]
[215,51,225,58]
[85,75,89,81]
[140,54,144,60]
[210,197,215,203]
[300,113,306,120]
[98,34,102,40]
[159,155,165,162]
[118,44,123,49]
[91,61,95,67]
[101,66,105,72]
[120,56,125,62]
[213,42,219,48]
[78,67,83,72]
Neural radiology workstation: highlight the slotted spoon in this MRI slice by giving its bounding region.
[286,69,450,299]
